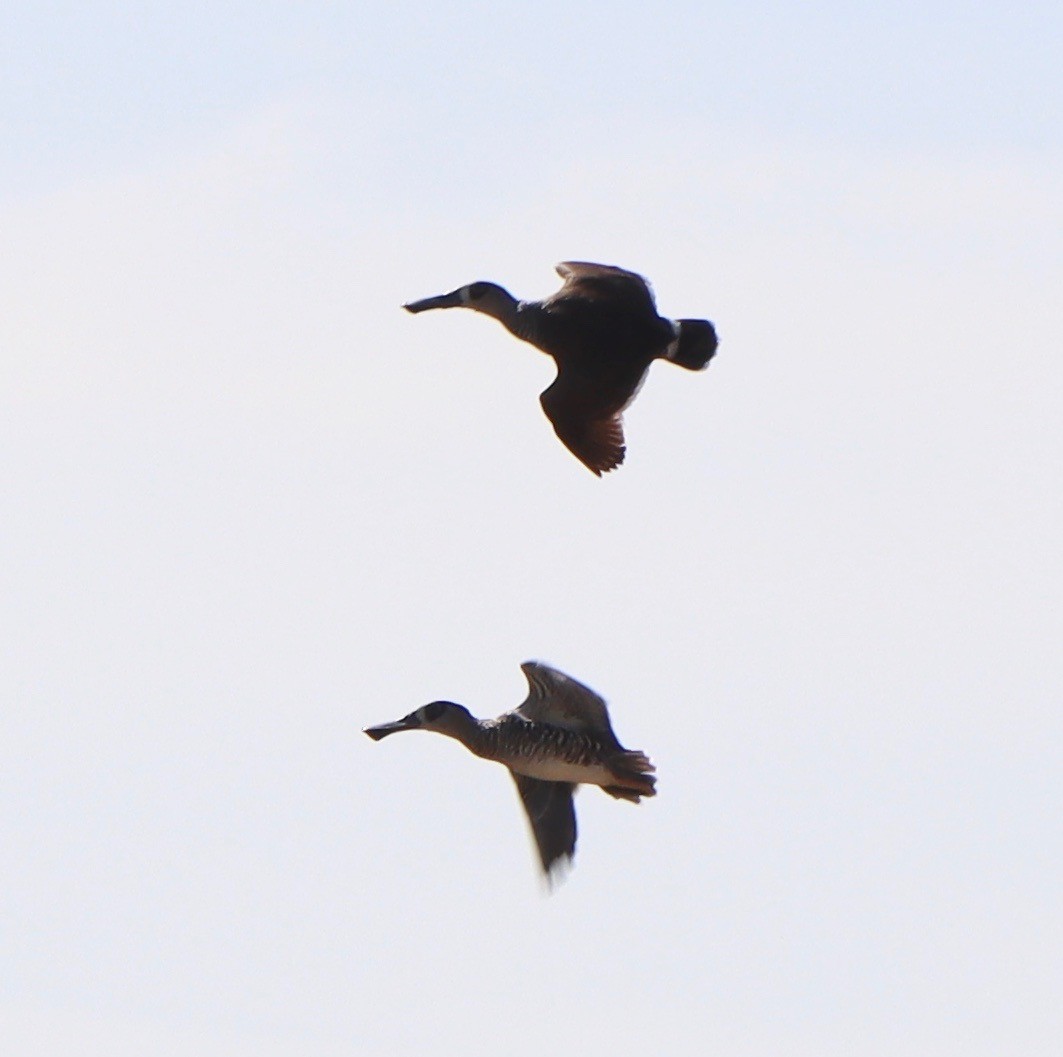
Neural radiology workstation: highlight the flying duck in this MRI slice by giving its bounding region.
[364,660,656,881]
[404,261,718,475]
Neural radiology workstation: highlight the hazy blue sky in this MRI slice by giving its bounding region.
[2,4,1061,1055]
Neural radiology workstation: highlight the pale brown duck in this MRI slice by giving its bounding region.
[365,661,656,880]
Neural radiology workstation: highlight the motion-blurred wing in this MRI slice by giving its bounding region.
[510,773,577,877]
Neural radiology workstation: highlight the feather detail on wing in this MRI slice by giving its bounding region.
[539,369,626,476]
[516,661,621,744]
[553,261,658,314]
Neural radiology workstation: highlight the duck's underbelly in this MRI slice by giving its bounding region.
[507,757,614,787]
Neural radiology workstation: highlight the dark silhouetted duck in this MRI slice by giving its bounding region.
[404,261,718,475]
[364,661,656,881]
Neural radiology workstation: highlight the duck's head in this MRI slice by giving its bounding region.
[403,281,516,320]
[364,700,475,741]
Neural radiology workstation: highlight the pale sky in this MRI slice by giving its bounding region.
[2,4,1061,1056]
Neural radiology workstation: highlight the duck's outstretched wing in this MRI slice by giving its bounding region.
[515,661,621,743]
[538,368,626,476]
[509,773,577,877]
[553,261,658,314]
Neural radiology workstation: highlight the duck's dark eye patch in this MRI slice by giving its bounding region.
[422,701,446,721]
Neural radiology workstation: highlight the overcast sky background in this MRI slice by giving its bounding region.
[2,3,1061,1055]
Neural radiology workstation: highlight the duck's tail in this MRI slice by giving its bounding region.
[602,749,657,802]
[664,318,718,371]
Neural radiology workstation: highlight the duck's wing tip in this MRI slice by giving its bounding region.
[538,377,627,477]
[510,773,577,884]
[555,260,646,282]
[554,260,656,306]
[516,661,618,739]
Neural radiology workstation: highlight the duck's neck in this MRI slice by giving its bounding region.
[447,714,510,763]
[435,709,490,753]
[471,288,519,327]
[499,301,546,349]
[465,287,549,352]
